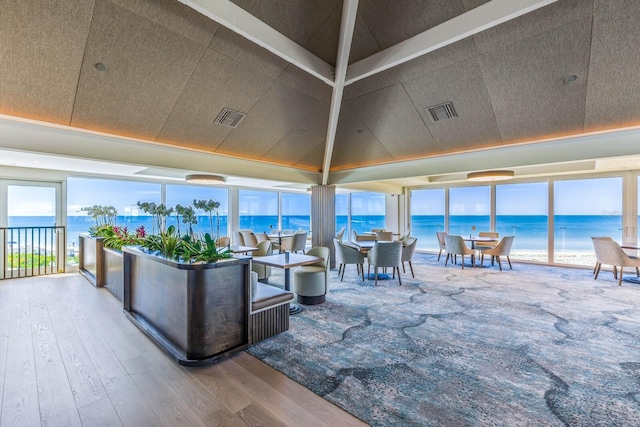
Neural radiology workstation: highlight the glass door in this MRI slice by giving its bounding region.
[1,180,64,278]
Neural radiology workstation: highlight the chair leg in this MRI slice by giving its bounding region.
[340,264,345,281]
[397,267,402,286]
[402,261,406,273]
[360,263,365,281]
[613,266,618,280]
[497,256,502,271]
[445,253,450,266]
[409,261,414,278]
[461,255,465,269]
[593,261,598,274]
[438,249,442,261]
[507,256,512,270]
[374,267,378,286]
[594,263,601,280]
[619,266,623,286]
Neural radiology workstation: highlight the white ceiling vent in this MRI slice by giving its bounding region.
[426,102,457,122]
[214,108,246,128]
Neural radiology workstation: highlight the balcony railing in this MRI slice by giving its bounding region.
[1,226,66,280]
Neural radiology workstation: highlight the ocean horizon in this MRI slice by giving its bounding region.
[7,214,625,254]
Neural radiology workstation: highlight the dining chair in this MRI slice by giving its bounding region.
[215,236,230,247]
[251,239,273,283]
[479,236,515,271]
[352,230,376,242]
[367,241,402,286]
[591,237,640,285]
[336,227,346,242]
[280,230,307,253]
[475,231,499,250]
[241,231,259,247]
[375,231,394,241]
[444,235,475,269]
[396,230,410,243]
[401,237,418,277]
[334,238,365,281]
[436,231,447,261]
[371,228,386,233]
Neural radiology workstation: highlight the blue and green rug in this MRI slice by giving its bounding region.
[248,254,640,425]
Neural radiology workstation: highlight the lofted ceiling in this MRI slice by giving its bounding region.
[1,0,640,190]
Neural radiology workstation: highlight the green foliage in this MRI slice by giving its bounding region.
[140,225,185,259]
[103,226,146,251]
[190,233,232,263]
[80,205,117,236]
[193,198,221,238]
[136,201,174,235]
[8,253,57,269]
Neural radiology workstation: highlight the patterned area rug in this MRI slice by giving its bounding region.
[248,254,640,426]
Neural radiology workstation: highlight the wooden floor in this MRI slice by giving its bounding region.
[0,273,366,427]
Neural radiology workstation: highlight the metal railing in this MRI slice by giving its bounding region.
[1,226,66,280]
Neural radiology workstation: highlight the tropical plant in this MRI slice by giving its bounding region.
[190,233,232,263]
[103,226,146,251]
[193,199,221,239]
[136,201,174,235]
[80,205,117,236]
[175,204,198,237]
[140,225,184,259]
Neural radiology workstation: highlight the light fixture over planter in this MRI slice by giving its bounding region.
[185,174,226,184]
[467,170,514,182]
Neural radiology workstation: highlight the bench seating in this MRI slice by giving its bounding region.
[250,274,294,344]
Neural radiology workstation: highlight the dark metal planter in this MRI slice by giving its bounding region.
[79,233,105,287]
[122,247,251,366]
[103,248,124,302]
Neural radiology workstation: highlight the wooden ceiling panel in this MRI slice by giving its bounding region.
[357,0,465,50]
[479,18,591,143]
[0,0,94,124]
[262,100,330,169]
[404,57,501,153]
[296,142,327,171]
[585,0,640,131]
[215,82,318,158]
[157,48,275,150]
[331,104,391,170]
[343,67,401,101]
[109,0,218,45]
[72,0,204,139]
[471,0,592,54]
[347,84,438,159]
[208,26,289,80]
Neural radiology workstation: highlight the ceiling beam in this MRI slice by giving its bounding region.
[345,0,559,85]
[178,0,335,86]
[321,0,359,185]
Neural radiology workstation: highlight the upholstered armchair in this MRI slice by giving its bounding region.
[401,237,418,278]
[479,236,515,271]
[279,230,307,253]
[375,231,394,241]
[252,240,273,283]
[336,227,346,242]
[367,241,403,286]
[215,236,230,247]
[444,235,475,269]
[293,246,330,304]
[592,237,640,285]
[241,231,259,247]
[474,231,499,250]
[352,230,376,242]
[334,238,365,281]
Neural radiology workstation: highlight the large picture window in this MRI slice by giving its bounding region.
[166,184,228,238]
[410,188,445,250]
[448,186,490,237]
[281,193,310,232]
[238,189,278,232]
[350,192,385,234]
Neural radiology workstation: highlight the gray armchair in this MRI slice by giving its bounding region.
[401,237,418,278]
[367,241,402,286]
[293,246,330,304]
[279,230,307,253]
[444,235,475,269]
[436,231,447,261]
[252,239,273,283]
[334,238,365,281]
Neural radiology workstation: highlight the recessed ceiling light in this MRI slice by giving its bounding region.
[185,174,226,184]
[467,170,514,182]
[95,63,108,72]
[563,75,577,84]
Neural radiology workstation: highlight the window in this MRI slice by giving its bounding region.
[410,188,445,250]
[166,184,228,238]
[350,192,385,234]
[238,189,278,232]
[554,177,622,266]
[496,182,548,262]
[67,177,161,247]
[281,192,310,232]
[336,193,349,236]
[448,186,490,236]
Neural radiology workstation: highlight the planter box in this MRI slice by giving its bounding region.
[104,248,124,302]
[122,247,251,365]
[78,233,105,287]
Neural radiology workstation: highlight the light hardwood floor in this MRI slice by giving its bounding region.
[0,273,367,427]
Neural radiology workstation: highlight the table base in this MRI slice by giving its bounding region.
[289,302,303,314]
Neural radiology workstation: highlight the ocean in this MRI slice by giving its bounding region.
[7,214,626,255]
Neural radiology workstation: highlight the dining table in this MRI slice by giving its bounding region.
[252,252,322,314]
[463,236,498,249]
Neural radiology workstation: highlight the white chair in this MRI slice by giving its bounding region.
[444,235,475,269]
[241,231,259,247]
[475,231,499,250]
[401,237,418,278]
[293,246,329,304]
[352,230,376,242]
[592,237,640,286]
[436,231,447,261]
[375,231,393,241]
[479,236,515,271]
[336,227,346,242]
[367,241,402,286]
